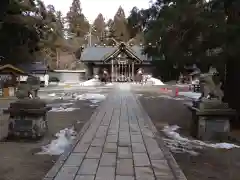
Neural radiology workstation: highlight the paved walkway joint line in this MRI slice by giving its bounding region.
[44,89,186,180]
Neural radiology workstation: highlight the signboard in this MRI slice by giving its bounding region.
[0,75,13,86]
[0,75,12,82]
[118,59,128,64]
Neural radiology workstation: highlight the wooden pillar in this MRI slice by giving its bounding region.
[116,64,118,81]
[116,64,118,82]
[111,60,114,82]
[120,63,122,81]
[115,64,117,82]
[128,63,130,81]
[132,62,134,82]
[113,64,116,81]
[125,63,127,78]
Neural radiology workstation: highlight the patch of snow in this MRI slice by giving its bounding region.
[75,93,106,103]
[50,107,79,112]
[208,143,240,149]
[58,82,67,86]
[147,77,165,85]
[162,125,240,156]
[47,103,79,112]
[48,82,59,86]
[89,104,98,107]
[178,91,201,100]
[106,83,113,86]
[158,95,185,101]
[175,84,190,87]
[144,96,155,99]
[37,127,77,155]
[80,78,101,86]
[47,102,73,108]
[143,95,184,100]
[48,93,56,97]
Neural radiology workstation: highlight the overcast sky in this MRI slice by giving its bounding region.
[42,0,152,23]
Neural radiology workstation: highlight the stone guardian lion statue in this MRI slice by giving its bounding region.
[199,72,224,101]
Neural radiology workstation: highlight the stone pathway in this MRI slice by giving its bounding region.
[44,88,186,180]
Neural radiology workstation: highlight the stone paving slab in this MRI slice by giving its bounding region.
[43,88,187,180]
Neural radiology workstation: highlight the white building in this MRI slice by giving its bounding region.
[18,62,49,87]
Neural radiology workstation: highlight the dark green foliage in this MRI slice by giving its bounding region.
[66,0,89,38]
[127,0,239,74]
[110,6,129,42]
[0,0,68,65]
[128,0,240,114]
[0,0,42,64]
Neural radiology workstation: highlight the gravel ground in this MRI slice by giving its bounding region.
[0,88,110,180]
[138,91,240,180]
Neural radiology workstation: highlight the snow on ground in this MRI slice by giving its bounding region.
[143,75,165,85]
[178,91,201,100]
[106,83,113,86]
[40,81,106,92]
[45,92,106,109]
[143,94,185,101]
[45,91,106,102]
[46,92,73,101]
[47,102,73,107]
[162,125,240,156]
[75,93,106,103]
[49,107,79,112]
[149,77,165,85]
[157,95,185,101]
[48,93,56,97]
[175,84,190,87]
[37,127,77,155]
[47,102,80,112]
[79,78,102,86]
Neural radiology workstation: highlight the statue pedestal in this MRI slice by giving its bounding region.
[3,99,51,138]
[187,99,236,141]
[0,111,9,140]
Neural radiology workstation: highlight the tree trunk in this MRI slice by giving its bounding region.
[224,58,240,127]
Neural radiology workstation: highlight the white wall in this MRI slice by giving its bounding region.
[19,74,49,86]
[49,70,86,83]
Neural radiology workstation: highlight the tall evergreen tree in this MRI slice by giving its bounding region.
[66,0,89,38]
[0,0,45,64]
[55,11,65,37]
[93,13,105,38]
[127,7,143,39]
[111,6,130,42]
[106,19,114,37]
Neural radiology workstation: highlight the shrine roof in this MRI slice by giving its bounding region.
[0,64,25,75]
[80,46,117,61]
[80,44,150,62]
[17,62,48,74]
